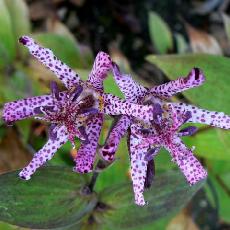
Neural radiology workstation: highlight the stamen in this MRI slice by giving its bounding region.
[50,81,60,100]
[48,124,58,140]
[178,126,198,137]
[144,159,155,189]
[78,126,89,144]
[152,103,163,124]
[33,107,42,114]
[144,147,160,161]
[71,85,83,101]
[79,108,98,116]
[183,111,192,123]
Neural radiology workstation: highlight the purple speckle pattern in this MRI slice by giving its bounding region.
[99,115,131,161]
[100,64,148,163]
[87,51,112,91]
[103,93,153,123]
[2,94,58,124]
[73,114,103,173]
[112,63,147,103]
[165,137,207,185]
[101,66,224,206]
[129,124,149,206]
[150,68,205,98]
[169,102,230,129]
[19,126,68,180]
[19,35,81,89]
[130,104,207,204]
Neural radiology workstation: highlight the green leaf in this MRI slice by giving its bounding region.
[205,160,230,222]
[32,33,83,69]
[148,11,173,54]
[206,174,230,223]
[175,33,188,54]
[0,166,97,229]
[146,54,230,114]
[183,128,230,160]
[0,0,16,67]
[99,171,204,229]
[4,0,30,59]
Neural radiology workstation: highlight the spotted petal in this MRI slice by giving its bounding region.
[19,36,81,89]
[129,125,149,206]
[2,94,58,124]
[19,126,68,180]
[99,115,131,161]
[74,114,103,173]
[112,63,147,103]
[166,137,207,185]
[87,51,112,91]
[103,94,153,122]
[150,68,205,98]
[169,102,230,129]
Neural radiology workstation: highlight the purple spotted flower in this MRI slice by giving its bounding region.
[2,36,154,180]
[99,63,230,206]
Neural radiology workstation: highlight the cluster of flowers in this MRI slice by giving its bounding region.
[3,36,230,205]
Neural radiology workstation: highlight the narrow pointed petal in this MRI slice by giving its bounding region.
[88,51,112,91]
[130,130,149,206]
[166,137,207,185]
[150,68,205,98]
[19,36,81,89]
[169,102,230,129]
[19,126,68,180]
[112,63,147,103]
[99,115,131,161]
[2,94,57,124]
[103,94,153,122]
[74,114,103,173]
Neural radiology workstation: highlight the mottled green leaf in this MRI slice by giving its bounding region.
[4,0,30,59]
[33,33,83,69]
[99,171,204,229]
[0,166,97,229]
[0,0,16,67]
[146,54,230,114]
[148,12,173,54]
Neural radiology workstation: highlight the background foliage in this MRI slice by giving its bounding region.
[0,0,229,229]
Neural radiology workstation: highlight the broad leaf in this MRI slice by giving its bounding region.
[175,33,188,54]
[97,171,204,229]
[146,54,230,114]
[205,160,230,222]
[206,174,230,223]
[4,0,30,59]
[148,12,173,54]
[0,166,97,229]
[0,0,16,67]
[183,128,230,160]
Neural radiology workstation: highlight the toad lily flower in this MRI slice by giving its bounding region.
[99,63,230,206]
[2,36,153,180]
